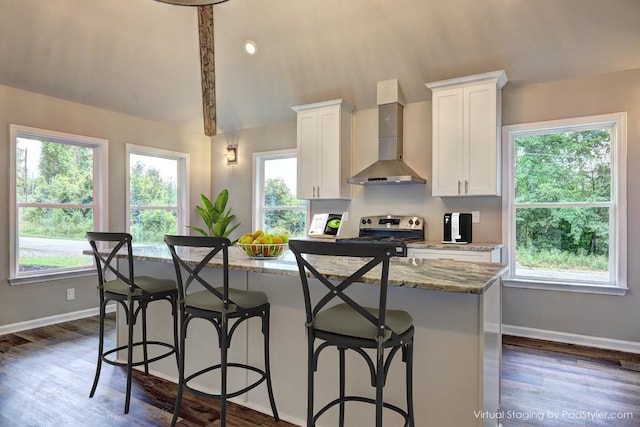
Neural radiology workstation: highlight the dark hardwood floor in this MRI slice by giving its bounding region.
[1,316,639,426]
[0,313,294,427]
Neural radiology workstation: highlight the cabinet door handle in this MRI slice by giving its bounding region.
[313,186,316,198]
[465,179,469,194]
[317,186,320,198]
[457,180,461,194]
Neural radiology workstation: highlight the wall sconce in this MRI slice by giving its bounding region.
[226,145,238,164]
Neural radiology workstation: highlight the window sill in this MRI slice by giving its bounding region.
[9,269,96,286]
[503,278,628,296]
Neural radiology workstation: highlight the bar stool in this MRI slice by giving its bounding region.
[289,240,415,427]
[86,232,179,414]
[164,235,279,427]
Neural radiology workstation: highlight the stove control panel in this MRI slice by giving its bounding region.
[359,215,424,231]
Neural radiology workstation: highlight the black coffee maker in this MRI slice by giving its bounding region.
[443,213,472,244]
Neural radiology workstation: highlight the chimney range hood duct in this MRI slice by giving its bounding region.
[348,79,426,185]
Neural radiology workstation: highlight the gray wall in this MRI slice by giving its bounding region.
[0,83,211,327]
[213,68,639,344]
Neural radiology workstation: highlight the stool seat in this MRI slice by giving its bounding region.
[185,287,268,312]
[104,276,177,296]
[315,303,413,341]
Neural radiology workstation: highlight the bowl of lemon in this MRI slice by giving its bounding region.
[238,231,289,259]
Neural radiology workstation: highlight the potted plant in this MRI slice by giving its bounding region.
[187,189,241,244]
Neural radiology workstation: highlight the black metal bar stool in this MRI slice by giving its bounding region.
[289,239,415,427]
[86,232,179,414]
[164,235,279,427]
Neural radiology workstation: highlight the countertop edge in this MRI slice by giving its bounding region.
[94,246,508,295]
[407,241,504,251]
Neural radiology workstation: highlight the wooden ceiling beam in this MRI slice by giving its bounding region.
[198,5,216,136]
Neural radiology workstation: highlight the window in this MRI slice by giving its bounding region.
[9,125,108,283]
[253,149,308,237]
[126,144,189,244]
[502,113,627,294]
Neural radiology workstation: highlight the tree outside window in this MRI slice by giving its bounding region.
[127,146,188,245]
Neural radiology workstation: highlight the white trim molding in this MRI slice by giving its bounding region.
[0,305,116,337]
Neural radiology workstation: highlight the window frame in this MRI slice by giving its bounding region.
[9,124,109,284]
[125,143,190,243]
[252,148,309,234]
[501,112,627,295]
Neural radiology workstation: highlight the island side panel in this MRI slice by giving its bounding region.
[246,271,490,427]
[480,278,502,427]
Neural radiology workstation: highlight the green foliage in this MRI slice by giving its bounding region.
[20,208,94,239]
[17,140,95,240]
[263,178,306,237]
[516,247,608,273]
[129,159,178,244]
[19,256,92,270]
[514,128,612,268]
[187,190,241,244]
[129,162,176,206]
[130,209,178,244]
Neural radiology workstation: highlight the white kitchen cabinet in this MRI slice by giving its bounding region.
[292,99,354,200]
[407,247,501,263]
[426,70,508,196]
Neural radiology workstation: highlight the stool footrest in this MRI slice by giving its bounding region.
[101,341,177,367]
[315,395,411,427]
[184,362,268,399]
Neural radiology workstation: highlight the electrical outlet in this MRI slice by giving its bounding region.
[66,288,75,301]
[471,211,480,223]
[342,211,349,221]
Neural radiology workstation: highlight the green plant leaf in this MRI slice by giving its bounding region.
[185,225,208,236]
[214,189,228,214]
[225,222,241,238]
[195,206,213,235]
[200,194,215,215]
[213,215,231,237]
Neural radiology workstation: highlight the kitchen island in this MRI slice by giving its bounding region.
[109,244,507,426]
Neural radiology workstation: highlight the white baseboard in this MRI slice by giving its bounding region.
[0,304,116,336]
[502,324,640,354]
[229,399,304,427]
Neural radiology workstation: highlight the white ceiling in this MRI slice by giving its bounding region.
[1,0,639,134]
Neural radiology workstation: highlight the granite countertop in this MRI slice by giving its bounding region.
[407,241,503,251]
[124,244,507,295]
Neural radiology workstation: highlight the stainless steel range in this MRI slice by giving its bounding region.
[336,215,425,257]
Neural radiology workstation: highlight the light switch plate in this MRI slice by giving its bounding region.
[471,211,480,223]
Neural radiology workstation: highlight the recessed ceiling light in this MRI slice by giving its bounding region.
[244,40,257,55]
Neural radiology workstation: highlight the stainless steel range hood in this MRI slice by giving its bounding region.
[348,79,426,185]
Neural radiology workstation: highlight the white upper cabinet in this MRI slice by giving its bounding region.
[292,99,354,200]
[426,70,508,196]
